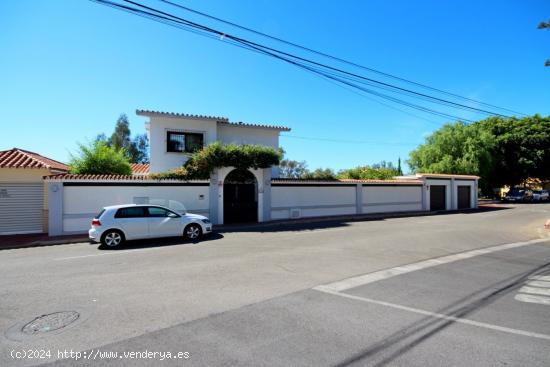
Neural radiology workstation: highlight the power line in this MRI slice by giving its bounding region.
[281,135,420,146]
[90,0,513,123]
[159,0,527,117]
[123,0,507,118]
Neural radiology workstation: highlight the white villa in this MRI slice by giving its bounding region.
[1,109,479,235]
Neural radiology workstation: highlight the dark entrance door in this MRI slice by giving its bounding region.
[430,185,446,211]
[457,185,471,209]
[224,169,258,224]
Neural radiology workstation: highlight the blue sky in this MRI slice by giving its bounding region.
[1,0,549,172]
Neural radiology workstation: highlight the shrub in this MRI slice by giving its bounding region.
[69,141,132,175]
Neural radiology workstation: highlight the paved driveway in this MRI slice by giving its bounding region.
[1,204,549,366]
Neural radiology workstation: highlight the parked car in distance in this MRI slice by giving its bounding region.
[89,204,212,247]
[533,190,549,202]
[503,188,533,203]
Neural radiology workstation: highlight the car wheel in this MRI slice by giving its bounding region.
[101,230,125,247]
[184,224,202,240]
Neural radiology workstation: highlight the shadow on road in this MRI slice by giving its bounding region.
[333,260,550,367]
[97,232,224,251]
[218,205,512,234]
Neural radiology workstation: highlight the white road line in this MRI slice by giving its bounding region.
[55,246,170,260]
[529,275,550,282]
[314,287,550,341]
[514,294,550,306]
[518,286,550,296]
[526,280,550,288]
[316,238,549,292]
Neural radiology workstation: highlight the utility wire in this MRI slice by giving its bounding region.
[159,0,527,117]
[281,135,420,146]
[90,0,503,123]
[122,0,507,117]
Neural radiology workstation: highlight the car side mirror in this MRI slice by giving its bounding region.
[168,213,179,218]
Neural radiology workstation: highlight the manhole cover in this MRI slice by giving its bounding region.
[21,311,79,335]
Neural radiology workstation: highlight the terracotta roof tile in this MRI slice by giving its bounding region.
[0,148,68,171]
[271,178,422,185]
[44,173,208,182]
[130,163,150,175]
[137,109,291,131]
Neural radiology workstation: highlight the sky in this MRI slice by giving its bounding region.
[1,0,549,172]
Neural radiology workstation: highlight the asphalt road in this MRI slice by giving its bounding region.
[1,204,549,366]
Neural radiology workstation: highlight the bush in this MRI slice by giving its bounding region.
[69,141,132,175]
[151,142,283,180]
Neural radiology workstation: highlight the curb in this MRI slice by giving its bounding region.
[0,237,89,251]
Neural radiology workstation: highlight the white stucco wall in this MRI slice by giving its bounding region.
[362,186,423,214]
[217,125,280,148]
[62,184,210,232]
[148,116,218,173]
[271,185,356,220]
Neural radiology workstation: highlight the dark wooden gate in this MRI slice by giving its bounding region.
[223,169,258,224]
[457,185,471,209]
[430,185,446,211]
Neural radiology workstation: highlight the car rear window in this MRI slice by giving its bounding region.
[95,209,105,219]
[115,207,147,218]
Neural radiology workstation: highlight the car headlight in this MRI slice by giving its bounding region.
[201,219,211,224]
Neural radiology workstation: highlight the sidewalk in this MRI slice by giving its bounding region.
[0,203,509,250]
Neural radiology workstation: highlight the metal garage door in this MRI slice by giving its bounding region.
[0,183,43,234]
[457,185,471,209]
[430,185,446,211]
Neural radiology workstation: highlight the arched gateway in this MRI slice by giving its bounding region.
[223,169,258,224]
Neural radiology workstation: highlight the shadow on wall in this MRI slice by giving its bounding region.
[217,205,512,234]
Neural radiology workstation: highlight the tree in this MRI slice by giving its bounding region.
[302,168,337,180]
[397,157,403,176]
[538,19,550,66]
[98,114,149,163]
[407,115,550,191]
[279,159,308,178]
[338,163,399,180]
[69,141,132,175]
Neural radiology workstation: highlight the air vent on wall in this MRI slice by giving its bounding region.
[290,208,301,219]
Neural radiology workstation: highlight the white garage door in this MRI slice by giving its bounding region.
[0,183,43,234]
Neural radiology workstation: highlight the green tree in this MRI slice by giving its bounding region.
[98,114,149,163]
[338,163,399,180]
[69,141,132,175]
[538,19,550,66]
[397,157,403,175]
[279,159,308,178]
[302,168,337,180]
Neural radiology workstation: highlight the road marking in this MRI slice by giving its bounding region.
[55,246,172,260]
[529,275,550,282]
[526,280,550,288]
[314,287,550,341]
[518,286,550,296]
[514,294,550,306]
[315,238,549,292]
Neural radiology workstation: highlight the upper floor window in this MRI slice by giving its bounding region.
[167,131,204,153]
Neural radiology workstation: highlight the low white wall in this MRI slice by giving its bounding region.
[62,184,210,232]
[271,185,357,220]
[363,186,423,213]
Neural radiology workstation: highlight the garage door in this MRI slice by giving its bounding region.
[0,183,43,234]
[457,185,471,209]
[430,185,446,211]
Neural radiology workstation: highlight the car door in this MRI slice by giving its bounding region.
[114,206,149,240]
[146,207,183,238]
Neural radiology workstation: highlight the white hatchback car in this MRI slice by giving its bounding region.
[89,204,212,247]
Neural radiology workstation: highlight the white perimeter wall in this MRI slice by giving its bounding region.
[363,186,423,213]
[271,184,426,220]
[271,185,357,220]
[62,185,210,232]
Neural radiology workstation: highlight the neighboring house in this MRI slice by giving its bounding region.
[136,109,290,176]
[0,148,68,234]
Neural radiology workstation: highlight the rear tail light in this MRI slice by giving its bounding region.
[92,218,101,226]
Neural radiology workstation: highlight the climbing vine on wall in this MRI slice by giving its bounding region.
[150,142,283,180]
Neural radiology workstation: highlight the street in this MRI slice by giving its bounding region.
[1,204,549,366]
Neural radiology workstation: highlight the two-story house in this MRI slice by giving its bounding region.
[137,110,290,177]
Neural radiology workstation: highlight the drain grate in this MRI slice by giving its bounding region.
[21,311,79,335]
